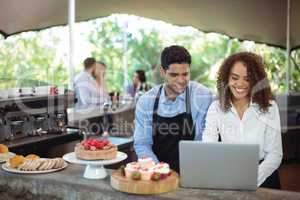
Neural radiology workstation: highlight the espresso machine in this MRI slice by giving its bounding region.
[6,116,32,140]
[29,114,50,136]
[0,118,9,142]
[0,94,74,142]
[47,112,67,134]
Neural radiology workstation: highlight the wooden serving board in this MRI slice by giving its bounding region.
[110,170,179,195]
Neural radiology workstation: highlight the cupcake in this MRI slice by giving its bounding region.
[155,162,169,169]
[154,162,170,179]
[140,168,154,181]
[124,162,140,178]
[138,156,155,169]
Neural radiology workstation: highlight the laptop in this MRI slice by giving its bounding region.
[179,141,259,190]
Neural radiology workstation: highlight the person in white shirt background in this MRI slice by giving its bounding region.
[202,52,282,189]
[74,58,109,109]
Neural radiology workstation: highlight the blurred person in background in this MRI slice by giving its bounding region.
[94,61,110,106]
[74,58,108,109]
[126,69,151,97]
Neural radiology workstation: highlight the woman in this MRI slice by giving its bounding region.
[94,61,110,105]
[202,52,282,189]
[126,70,151,97]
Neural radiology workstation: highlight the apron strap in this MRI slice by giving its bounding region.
[153,85,163,121]
[152,85,163,136]
[185,85,191,114]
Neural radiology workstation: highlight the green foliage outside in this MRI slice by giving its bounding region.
[0,31,67,89]
[0,15,299,94]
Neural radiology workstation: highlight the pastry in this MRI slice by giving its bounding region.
[9,155,25,168]
[140,168,154,181]
[17,158,66,171]
[153,162,171,179]
[124,162,140,178]
[74,139,117,160]
[0,144,8,153]
[0,144,9,161]
[123,157,172,181]
[138,156,155,169]
[25,154,40,160]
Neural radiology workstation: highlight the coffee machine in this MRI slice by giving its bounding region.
[0,93,74,142]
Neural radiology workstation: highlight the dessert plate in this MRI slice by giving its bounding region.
[2,159,68,174]
[63,151,127,179]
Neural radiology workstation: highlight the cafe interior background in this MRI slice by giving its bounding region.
[0,0,300,193]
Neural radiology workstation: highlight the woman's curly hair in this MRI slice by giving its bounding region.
[217,52,274,113]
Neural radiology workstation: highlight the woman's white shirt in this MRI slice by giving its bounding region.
[202,100,283,186]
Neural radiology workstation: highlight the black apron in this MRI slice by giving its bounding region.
[152,85,195,173]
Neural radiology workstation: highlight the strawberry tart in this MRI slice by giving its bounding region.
[75,139,117,160]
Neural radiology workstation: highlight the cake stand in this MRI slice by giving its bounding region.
[63,151,127,179]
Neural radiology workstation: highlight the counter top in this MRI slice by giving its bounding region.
[67,103,135,122]
[105,136,133,149]
[1,164,300,200]
[0,94,63,103]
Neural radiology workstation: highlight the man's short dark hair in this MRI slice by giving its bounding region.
[135,70,146,83]
[160,45,191,70]
[84,57,96,70]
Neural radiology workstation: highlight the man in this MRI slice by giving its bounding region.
[134,45,212,172]
[74,57,102,109]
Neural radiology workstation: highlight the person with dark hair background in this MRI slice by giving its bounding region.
[202,52,282,189]
[134,45,212,172]
[126,69,151,97]
[74,57,108,109]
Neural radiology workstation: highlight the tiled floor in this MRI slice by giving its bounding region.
[279,162,300,192]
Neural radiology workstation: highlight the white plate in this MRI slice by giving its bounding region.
[63,151,127,166]
[1,160,68,174]
[63,151,127,179]
[0,152,16,163]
